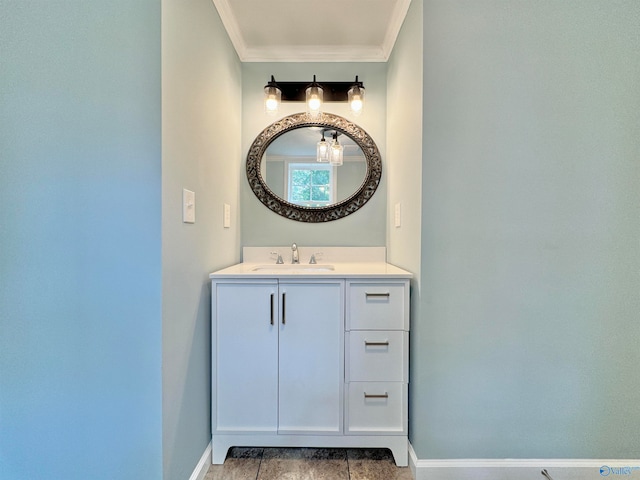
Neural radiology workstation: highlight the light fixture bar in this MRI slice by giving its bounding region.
[270,79,365,102]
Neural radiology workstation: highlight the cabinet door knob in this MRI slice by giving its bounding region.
[364,392,389,399]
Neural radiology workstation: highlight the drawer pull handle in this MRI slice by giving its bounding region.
[364,341,389,346]
[364,392,389,399]
[365,292,390,298]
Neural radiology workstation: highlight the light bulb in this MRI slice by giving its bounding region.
[350,98,363,114]
[308,97,321,111]
[307,91,322,118]
[265,94,279,115]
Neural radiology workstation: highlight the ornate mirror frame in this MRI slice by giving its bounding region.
[246,112,382,223]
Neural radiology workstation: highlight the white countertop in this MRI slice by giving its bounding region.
[209,261,412,279]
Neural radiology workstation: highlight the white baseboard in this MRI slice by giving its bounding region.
[188,441,212,480]
[408,443,640,480]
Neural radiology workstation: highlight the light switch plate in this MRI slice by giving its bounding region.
[223,203,231,228]
[183,189,195,223]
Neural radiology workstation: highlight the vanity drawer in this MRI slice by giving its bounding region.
[347,281,408,331]
[346,382,407,435]
[347,331,407,382]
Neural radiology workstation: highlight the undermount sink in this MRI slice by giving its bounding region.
[251,264,335,272]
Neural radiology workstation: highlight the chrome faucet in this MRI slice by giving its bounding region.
[291,243,299,264]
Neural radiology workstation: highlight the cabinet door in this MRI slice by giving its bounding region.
[278,281,344,434]
[213,281,278,433]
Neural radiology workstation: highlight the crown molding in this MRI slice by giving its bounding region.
[211,0,247,58]
[381,0,413,60]
[241,45,387,63]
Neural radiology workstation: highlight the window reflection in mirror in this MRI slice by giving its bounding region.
[261,127,367,207]
[286,162,334,206]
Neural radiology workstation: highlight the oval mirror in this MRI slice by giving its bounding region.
[246,112,382,222]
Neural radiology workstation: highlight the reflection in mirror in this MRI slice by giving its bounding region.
[262,127,367,208]
[246,112,382,223]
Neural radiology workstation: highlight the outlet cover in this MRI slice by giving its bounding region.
[223,203,231,228]
[394,202,401,228]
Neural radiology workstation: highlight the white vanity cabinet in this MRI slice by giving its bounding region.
[212,279,344,437]
[210,256,411,466]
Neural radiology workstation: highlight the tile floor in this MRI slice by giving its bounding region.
[205,447,414,480]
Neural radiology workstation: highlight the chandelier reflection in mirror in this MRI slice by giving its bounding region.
[264,75,365,118]
[316,130,344,166]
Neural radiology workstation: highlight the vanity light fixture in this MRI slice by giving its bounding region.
[263,75,366,118]
[264,75,282,116]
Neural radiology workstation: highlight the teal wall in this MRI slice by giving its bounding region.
[414,0,640,458]
[0,1,163,478]
[162,0,242,478]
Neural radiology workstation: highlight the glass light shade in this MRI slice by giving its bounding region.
[348,84,365,116]
[329,139,343,166]
[306,84,323,118]
[317,137,329,162]
[264,85,281,116]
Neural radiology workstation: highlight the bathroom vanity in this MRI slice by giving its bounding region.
[209,247,411,466]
